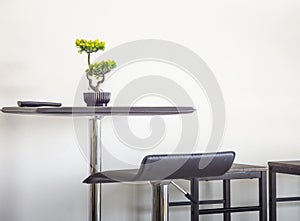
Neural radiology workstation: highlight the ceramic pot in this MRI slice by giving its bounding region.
[83,92,111,106]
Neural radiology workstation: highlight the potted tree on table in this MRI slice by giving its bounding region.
[75,38,117,106]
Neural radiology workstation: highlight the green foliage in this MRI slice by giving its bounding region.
[75,39,105,54]
[75,38,117,92]
[86,60,117,79]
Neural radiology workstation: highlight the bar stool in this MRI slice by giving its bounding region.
[83,151,235,221]
[173,163,268,221]
[269,161,300,221]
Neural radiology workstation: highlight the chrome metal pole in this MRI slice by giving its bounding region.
[151,181,170,221]
[89,117,102,221]
[170,181,187,195]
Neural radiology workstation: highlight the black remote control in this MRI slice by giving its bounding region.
[17,101,62,107]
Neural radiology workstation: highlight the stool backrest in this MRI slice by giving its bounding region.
[136,151,235,181]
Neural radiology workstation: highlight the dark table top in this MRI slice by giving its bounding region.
[1,106,196,117]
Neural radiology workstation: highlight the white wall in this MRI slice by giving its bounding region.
[1,0,300,220]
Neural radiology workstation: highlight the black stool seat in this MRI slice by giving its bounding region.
[195,163,267,181]
[269,161,300,175]
[84,151,235,184]
[230,163,267,172]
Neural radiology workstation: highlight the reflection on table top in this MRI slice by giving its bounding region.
[1,106,196,117]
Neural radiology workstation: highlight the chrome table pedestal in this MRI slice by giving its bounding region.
[89,117,102,221]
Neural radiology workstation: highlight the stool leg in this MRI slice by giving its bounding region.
[151,182,170,221]
[223,180,231,221]
[259,171,267,221]
[190,178,199,221]
[269,169,277,221]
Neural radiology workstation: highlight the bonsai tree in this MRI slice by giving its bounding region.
[75,39,117,92]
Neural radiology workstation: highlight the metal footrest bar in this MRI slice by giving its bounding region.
[197,206,261,215]
[276,197,300,202]
[169,199,224,207]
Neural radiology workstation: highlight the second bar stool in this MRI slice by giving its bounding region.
[84,151,235,221]
[269,161,300,221]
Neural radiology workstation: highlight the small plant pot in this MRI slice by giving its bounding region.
[83,92,111,106]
